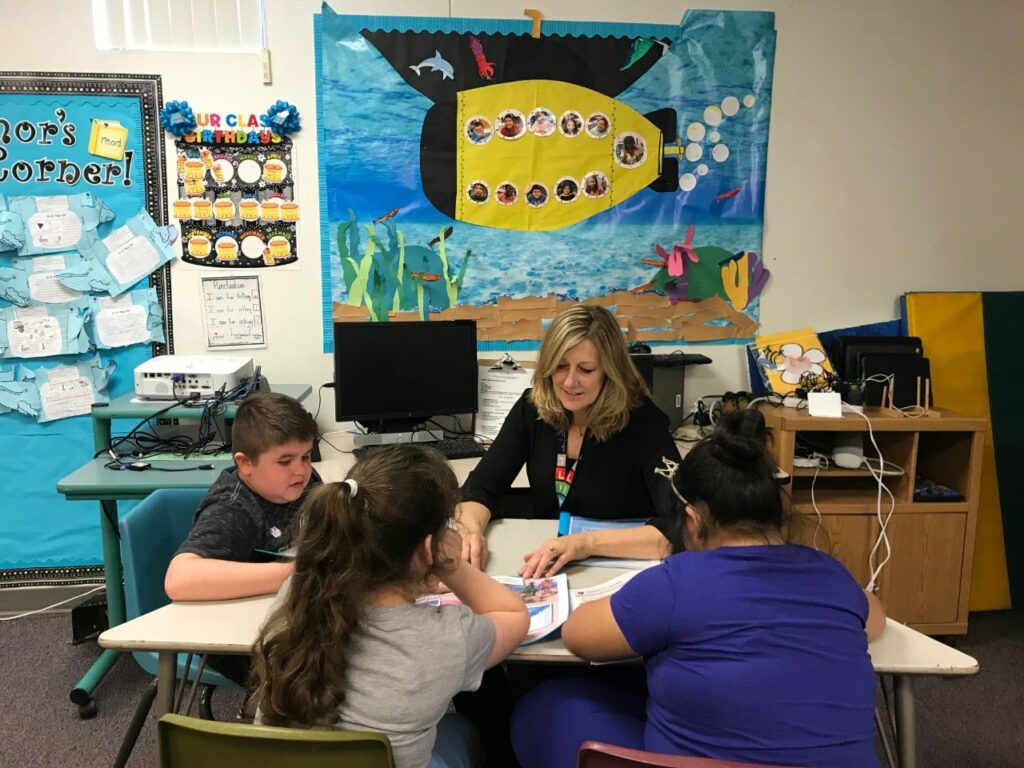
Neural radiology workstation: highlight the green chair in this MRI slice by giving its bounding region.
[158,713,396,767]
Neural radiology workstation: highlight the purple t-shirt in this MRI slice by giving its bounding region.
[611,544,878,768]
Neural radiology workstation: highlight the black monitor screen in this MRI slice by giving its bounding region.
[333,320,478,427]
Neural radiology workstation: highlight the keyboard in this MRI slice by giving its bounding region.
[353,439,487,461]
[430,439,488,460]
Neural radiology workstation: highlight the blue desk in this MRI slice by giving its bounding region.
[56,384,311,717]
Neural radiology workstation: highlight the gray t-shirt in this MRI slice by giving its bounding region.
[175,465,321,561]
[258,595,495,768]
[339,602,495,768]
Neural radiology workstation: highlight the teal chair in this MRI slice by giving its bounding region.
[115,488,241,767]
[158,713,396,767]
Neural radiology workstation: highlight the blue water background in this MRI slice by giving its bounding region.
[319,10,775,324]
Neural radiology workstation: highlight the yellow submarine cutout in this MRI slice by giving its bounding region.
[360,24,678,232]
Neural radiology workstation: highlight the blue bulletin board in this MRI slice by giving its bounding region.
[0,72,168,576]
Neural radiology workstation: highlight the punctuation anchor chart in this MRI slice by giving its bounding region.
[200,275,267,349]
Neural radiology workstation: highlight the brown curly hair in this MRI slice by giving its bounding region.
[250,445,459,726]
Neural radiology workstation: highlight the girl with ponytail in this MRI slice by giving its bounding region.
[252,445,529,768]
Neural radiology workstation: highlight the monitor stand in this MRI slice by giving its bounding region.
[351,419,439,449]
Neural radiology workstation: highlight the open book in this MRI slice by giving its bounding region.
[417,570,644,645]
[568,516,663,570]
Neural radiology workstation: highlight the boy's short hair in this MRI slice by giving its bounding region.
[231,392,317,460]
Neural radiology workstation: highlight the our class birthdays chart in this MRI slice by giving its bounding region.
[172,112,299,269]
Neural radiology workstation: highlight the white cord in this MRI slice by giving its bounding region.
[810,463,824,551]
[841,405,895,592]
[862,456,906,477]
[0,585,105,622]
[804,452,830,551]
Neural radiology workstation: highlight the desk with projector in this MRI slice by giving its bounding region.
[55,384,311,716]
[98,518,977,768]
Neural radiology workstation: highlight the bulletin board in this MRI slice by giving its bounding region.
[317,7,776,351]
[0,71,168,577]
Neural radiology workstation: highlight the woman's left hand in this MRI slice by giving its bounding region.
[518,534,591,579]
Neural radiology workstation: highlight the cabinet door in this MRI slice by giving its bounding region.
[875,513,966,626]
[786,513,877,587]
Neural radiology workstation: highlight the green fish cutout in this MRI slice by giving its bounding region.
[621,38,658,70]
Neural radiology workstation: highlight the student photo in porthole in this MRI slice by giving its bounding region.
[467,181,490,203]
[560,112,583,137]
[587,113,612,138]
[497,111,525,139]
[582,172,609,198]
[528,108,557,137]
[525,183,549,207]
[556,178,579,203]
[497,183,518,205]
[465,117,493,145]
[615,133,646,167]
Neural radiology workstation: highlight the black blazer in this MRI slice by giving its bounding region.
[461,390,681,537]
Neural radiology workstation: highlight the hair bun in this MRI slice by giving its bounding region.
[708,410,769,466]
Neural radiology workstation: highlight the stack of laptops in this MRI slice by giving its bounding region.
[830,336,932,408]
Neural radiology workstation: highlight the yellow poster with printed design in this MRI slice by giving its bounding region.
[751,327,835,395]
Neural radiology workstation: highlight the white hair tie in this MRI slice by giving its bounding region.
[343,478,358,498]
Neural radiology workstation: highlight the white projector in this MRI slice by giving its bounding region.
[134,355,255,400]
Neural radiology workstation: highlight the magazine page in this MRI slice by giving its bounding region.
[418,574,570,645]
[493,573,570,644]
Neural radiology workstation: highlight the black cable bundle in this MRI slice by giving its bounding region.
[100,368,264,464]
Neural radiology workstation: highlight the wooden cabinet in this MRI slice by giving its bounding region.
[759,405,986,635]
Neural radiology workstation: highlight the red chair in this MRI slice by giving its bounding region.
[576,741,778,768]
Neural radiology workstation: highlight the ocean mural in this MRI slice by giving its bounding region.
[316,5,776,350]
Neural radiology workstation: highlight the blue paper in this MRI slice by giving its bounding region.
[0,304,92,359]
[33,355,115,423]
[85,287,165,349]
[4,192,115,257]
[66,209,178,296]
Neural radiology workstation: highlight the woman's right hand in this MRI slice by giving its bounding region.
[454,501,491,570]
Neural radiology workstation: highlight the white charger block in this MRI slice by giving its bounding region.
[807,391,842,418]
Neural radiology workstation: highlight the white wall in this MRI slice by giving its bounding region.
[5,0,1023,430]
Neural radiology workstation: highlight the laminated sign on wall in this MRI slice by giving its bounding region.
[172,110,299,269]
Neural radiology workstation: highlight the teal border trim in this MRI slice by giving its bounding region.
[326,11,679,39]
[315,13,333,354]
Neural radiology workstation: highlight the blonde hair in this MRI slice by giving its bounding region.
[530,305,650,441]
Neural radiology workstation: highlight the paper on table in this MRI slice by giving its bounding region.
[568,516,663,569]
[475,364,532,441]
[568,571,643,612]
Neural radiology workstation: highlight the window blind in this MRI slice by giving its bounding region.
[92,0,265,53]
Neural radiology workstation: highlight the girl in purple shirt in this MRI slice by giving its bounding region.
[511,409,886,768]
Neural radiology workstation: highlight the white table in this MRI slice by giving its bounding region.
[312,434,528,487]
[98,519,977,768]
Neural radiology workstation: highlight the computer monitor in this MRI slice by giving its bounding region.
[333,320,478,445]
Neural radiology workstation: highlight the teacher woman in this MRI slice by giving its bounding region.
[456,305,682,577]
